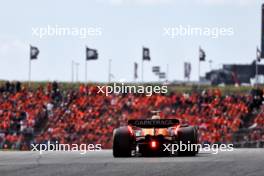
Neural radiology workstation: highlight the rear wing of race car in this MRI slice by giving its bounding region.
[128,119,179,128]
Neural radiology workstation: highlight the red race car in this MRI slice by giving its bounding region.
[113,112,199,157]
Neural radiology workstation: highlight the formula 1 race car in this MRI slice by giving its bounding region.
[113,112,199,157]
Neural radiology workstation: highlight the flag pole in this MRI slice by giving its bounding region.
[85,60,87,83]
[166,63,169,81]
[28,45,39,86]
[198,60,200,88]
[198,47,201,89]
[71,60,74,82]
[28,45,31,87]
[256,47,259,87]
[141,59,144,83]
[256,59,258,86]
[85,46,87,83]
[76,62,79,82]
[28,58,31,87]
[209,60,212,70]
[108,59,112,83]
[134,63,136,83]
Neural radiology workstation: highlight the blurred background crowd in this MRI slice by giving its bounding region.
[0,81,264,150]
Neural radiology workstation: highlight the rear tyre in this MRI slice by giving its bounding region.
[177,126,198,156]
[113,126,134,157]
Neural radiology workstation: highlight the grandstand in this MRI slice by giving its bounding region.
[0,81,263,150]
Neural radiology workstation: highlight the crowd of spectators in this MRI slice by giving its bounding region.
[254,105,264,128]
[0,81,263,150]
[242,105,264,143]
[0,82,50,149]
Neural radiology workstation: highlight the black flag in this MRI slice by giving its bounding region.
[134,62,138,79]
[159,72,166,79]
[199,47,206,61]
[184,62,191,79]
[143,47,151,61]
[257,47,261,62]
[86,47,98,60]
[30,45,39,60]
[152,66,160,74]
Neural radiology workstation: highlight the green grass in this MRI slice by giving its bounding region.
[0,81,260,94]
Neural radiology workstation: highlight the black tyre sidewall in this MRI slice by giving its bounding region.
[178,126,198,156]
[113,126,134,157]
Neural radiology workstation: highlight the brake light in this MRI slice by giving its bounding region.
[151,141,157,148]
[174,125,180,135]
[128,126,133,135]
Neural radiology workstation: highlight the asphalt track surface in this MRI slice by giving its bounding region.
[0,149,263,176]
